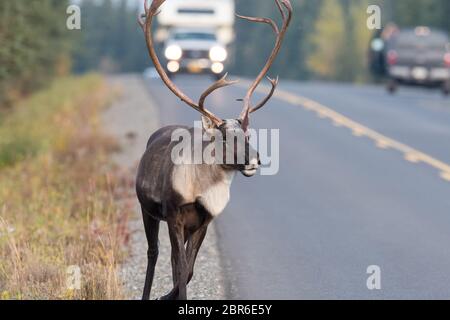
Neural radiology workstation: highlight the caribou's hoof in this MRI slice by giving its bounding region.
[159,292,178,300]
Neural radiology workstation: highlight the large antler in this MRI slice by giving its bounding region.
[238,0,292,130]
[199,73,239,110]
[140,0,238,127]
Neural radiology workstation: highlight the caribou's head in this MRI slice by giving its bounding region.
[201,116,260,177]
[139,0,292,178]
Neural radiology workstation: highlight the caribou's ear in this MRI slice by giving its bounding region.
[201,116,215,131]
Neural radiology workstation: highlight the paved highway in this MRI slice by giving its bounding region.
[145,75,450,299]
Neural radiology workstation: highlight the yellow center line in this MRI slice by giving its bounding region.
[238,82,450,182]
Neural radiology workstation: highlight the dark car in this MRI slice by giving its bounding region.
[385,27,450,95]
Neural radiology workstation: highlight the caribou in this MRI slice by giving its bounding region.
[136,0,292,300]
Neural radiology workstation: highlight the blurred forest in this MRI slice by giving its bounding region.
[0,0,71,106]
[235,0,450,81]
[71,0,148,73]
[2,0,450,106]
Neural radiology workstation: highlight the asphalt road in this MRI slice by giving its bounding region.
[145,74,450,299]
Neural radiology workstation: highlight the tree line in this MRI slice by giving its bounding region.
[71,0,149,73]
[0,0,70,107]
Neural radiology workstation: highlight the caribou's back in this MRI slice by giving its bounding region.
[136,125,189,219]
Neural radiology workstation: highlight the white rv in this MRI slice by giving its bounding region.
[155,0,235,78]
[157,0,235,45]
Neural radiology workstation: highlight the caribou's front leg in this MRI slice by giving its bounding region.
[186,224,209,283]
[159,250,181,300]
[158,222,210,299]
[161,214,189,300]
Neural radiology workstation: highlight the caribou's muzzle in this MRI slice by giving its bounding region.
[241,157,260,177]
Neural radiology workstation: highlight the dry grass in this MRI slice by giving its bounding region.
[0,75,132,300]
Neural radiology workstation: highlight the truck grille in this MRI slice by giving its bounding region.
[183,50,209,59]
[178,8,215,15]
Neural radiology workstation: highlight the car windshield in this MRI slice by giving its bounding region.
[173,32,216,41]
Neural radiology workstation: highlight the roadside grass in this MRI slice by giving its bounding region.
[0,75,132,299]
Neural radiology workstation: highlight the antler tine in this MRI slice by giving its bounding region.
[199,73,239,111]
[138,13,145,30]
[236,14,279,34]
[142,0,223,126]
[239,0,292,130]
[144,0,151,14]
[275,0,286,21]
[138,0,152,29]
[250,76,279,114]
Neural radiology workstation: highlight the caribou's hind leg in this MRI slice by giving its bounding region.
[141,208,160,300]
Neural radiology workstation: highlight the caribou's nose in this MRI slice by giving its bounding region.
[248,157,259,168]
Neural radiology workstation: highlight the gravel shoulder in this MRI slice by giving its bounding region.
[103,74,227,300]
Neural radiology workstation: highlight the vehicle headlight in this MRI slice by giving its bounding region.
[209,46,227,62]
[167,61,180,73]
[165,45,182,60]
[211,62,224,74]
